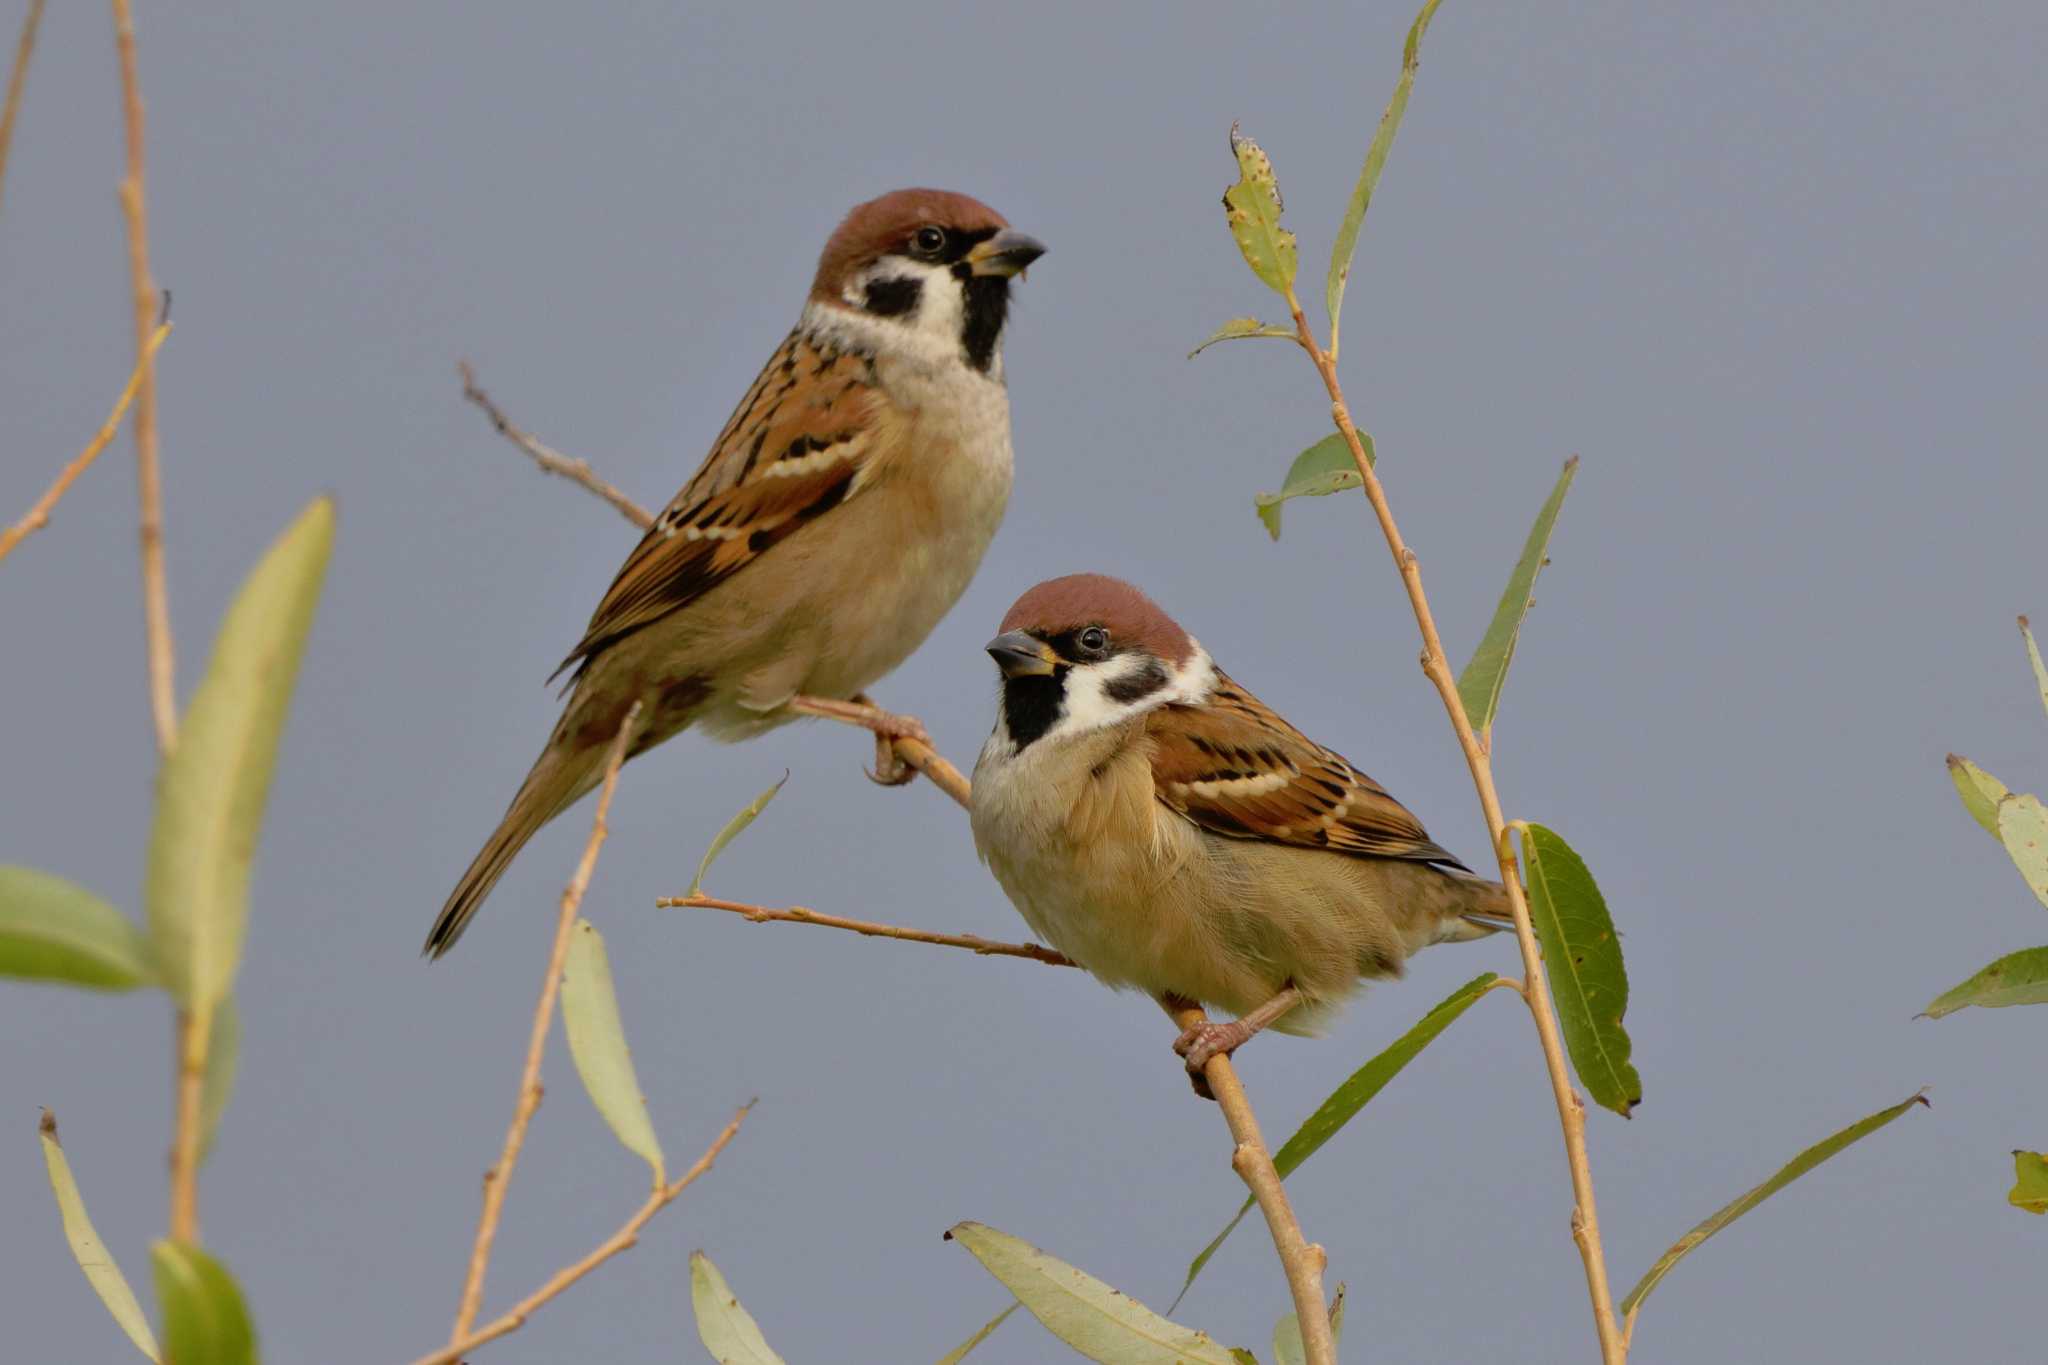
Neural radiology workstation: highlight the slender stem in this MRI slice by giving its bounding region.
[1283,287,1626,1361]
[459,361,654,531]
[658,894,1076,968]
[166,1003,212,1243]
[0,0,45,220]
[0,322,171,565]
[1164,1000,1333,1365]
[786,694,973,808]
[448,703,641,1345]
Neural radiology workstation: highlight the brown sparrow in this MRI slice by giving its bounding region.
[968,574,1508,1088]
[427,189,1045,956]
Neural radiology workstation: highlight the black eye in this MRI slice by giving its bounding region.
[912,225,947,256]
[1077,626,1110,656]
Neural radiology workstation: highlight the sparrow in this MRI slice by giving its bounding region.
[968,574,1508,1090]
[426,188,1045,957]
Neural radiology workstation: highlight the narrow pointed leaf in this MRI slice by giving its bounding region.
[1996,793,2048,911]
[0,866,152,989]
[935,1302,1019,1364]
[1175,974,1495,1305]
[151,1241,257,1365]
[1327,0,1445,357]
[2009,1151,2048,1214]
[2022,616,2048,724]
[1619,1091,1929,1317]
[688,773,788,897]
[560,919,664,1182]
[145,497,334,1010]
[1329,1283,1346,1345]
[1189,317,1298,358]
[199,995,239,1164]
[1921,946,2048,1018]
[690,1252,786,1365]
[1947,755,2010,838]
[948,1222,1243,1365]
[1457,457,1577,734]
[1272,1313,1306,1365]
[1516,823,1640,1115]
[39,1112,160,1361]
[1254,433,1375,540]
[1223,124,1297,295]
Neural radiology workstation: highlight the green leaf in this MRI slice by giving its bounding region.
[2009,1151,2048,1214]
[1254,432,1376,540]
[0,866,153,990]
[1946,754,2011,838]
[2022,616,2048,724]
[1272,1313,1306,1365]
[688,773,789,897]
[947,1222,1244,1365]
[560,919,664,1183]
[1189,317,1299,358]
[1516,823,1641,1116]
[151,1241,257,1365]
[690,1251,786,1365]
[1456,457,1577,735]
[200,995,239,1164]
[1223,123,1298,295]
[1326,0,1445,359]
[1175,974,1496,1305]
[1619,1091,1929,1319]
[1921,946,2048,1018]
[145,497,334,1012]
[935,1302,1019,1364]
[1997,792,2048,912]
[39,1112,160,1361]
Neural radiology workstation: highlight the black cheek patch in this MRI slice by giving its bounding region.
[1104,658,1170,705]
[864,276,922,318]
[958,275,1011,373]
[1001,672,1066,751]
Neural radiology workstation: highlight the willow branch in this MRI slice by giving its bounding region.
[1284,285,1626,1361]
[0,0,45,219]
[785,694,972,809]
[659,893,1076,967]
[164,1000,215,1243]
[447,702,641,1345]
[459,361,654,531]
[411,1102,750,1365]
[0,321,171,566]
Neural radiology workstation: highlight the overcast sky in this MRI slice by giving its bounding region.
[6,2,2047,1362]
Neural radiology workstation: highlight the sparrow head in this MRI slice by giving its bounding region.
[812,188,1045,374]
[983,574,1215,753]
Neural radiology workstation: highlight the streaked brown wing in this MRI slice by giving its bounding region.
[1147,670,1467,868]
[554,330,885,679]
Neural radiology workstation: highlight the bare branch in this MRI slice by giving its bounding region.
[659,893,1076,968]
[458,361,654,530]
[0,0,46,220]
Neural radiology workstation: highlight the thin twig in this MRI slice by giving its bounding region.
[0,321,171,565]
[1282,285,1626,1362]
[410,1102,750,1365]
[658,894,1076,968]
[459,361,654,530]
[447,702,642,1345]
[786,695,973,809]
[166,1002,213,1243]
[0,0,45,219]
[1163,999,1334,1363]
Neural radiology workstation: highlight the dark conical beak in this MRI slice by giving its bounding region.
[985,630,1057,679]
[966,229,1047,278]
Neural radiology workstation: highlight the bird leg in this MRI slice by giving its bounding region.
[1169,986,1305,1099]
[788,693,933,786]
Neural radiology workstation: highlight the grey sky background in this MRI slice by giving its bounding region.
[5,1,2045,1360]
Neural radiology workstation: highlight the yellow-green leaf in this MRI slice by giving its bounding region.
[1327,0,1445,359]
[1189,316,1299,358]
[560,919,664,1183]
[935,1302,1019,1364]
[948,1222,1243,1365]
[1921,946,2048,1018]
[1947,754,2010,838]
[1457,457,1577,735]
[2022,615,2048,724]
[1996,792,2048,911]
[39,1112,160,1361]
[1516,823,1640,1116]
[151,1241,257,1365]
[146,498,334,1011]
[688,773,788,897]
[1223,123,1297,295]
[0,866,153,990]
[690,1251,786,1365]
[2009,1151,2048,1214]
[200,995,239,1164]
[1619,1092,1929,1318]
[1254,432,1375,540]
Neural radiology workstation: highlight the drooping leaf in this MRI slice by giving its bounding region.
[2009,1151,2048,1214]
[1329,1284,1345,1346]
[0,866,153,990]
[1457,457,1577,735]
[1947,754,2011,838]
[1516,823,1640,1116]
[145,497,334,1011]
[1254,433,1376,540]
[560,919,665,1183]
[688,773,788,897]
[1223,123,1297,295]
[1327,0,1446,358]
[2022,616,2048,724]
[690,1252,786,1365]
[1996,793,2048,912]
[1619,1091,1929,1318]
[39,1112,160,1361]
[151,1241,257,1365]
[935,1302,1020,1365]
[1189,317,1299,358]
[199,995,239,1164]
[1921,946,2048,1018]
[1175,973,1497,1305]
[947,1222,1243,1365]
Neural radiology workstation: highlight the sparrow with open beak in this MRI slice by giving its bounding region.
[969,575,1508,1093]
[426,189,1045,957]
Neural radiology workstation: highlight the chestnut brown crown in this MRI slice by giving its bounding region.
[810,188,1011,299]
[998,574,1198,668]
